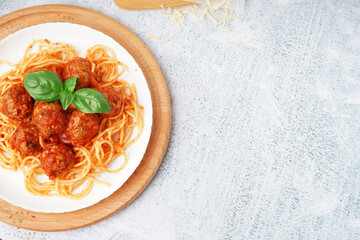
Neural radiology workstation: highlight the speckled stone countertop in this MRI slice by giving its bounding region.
[0,0,359,239]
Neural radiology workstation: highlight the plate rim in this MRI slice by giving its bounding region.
[0,4,171,231]
[0,22,154,213]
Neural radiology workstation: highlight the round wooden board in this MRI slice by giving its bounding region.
[0,5,171,231]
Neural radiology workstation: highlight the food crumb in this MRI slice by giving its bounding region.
[166,35,175,41]
[243,37,252,44]
[148,35,162,39]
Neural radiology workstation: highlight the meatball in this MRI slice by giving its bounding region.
[97,86,123,118]
[67,110,99,147]
[40,143,74,180]
[63,57,96,89]
[32,101,67,138]
[2,85,34,120]
[10,123,41,156]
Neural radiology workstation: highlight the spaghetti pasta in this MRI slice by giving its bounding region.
[0,40,143,199]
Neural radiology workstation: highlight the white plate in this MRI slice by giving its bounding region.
[0,23,153,213]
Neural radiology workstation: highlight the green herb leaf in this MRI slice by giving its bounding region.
[24,70,63,102]
[64,77,78,93]
[59,91,75,110]
[23,70,111,114]
[73,89,111,114]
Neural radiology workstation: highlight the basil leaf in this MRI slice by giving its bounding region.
[24,71,63,102]
[64,77,78,92]
[73,89,111,114]
[59,91,75,110]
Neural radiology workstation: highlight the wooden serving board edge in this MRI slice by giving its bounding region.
[0,4,171,231]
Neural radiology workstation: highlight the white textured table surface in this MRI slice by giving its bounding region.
[0,0,359,239]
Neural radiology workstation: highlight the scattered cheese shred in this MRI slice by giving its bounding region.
[243,38,252,44]
[220,9,240,20]
[206,12,219,24]
[206,0,214,13]
[166,35,175,41]
[183,6,199,16]
[148,35,162,39]
[174,9,184,17]
[201,8,209,21]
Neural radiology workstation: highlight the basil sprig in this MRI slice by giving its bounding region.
[24,71,110,114]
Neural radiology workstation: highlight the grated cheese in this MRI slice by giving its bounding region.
[158,0,245,41]
[166,35,175,41]
[206,12,219,25]
[174,9,184,17]
[220,9,240,20]
[201,8,209,21]
[161,0,239,29]
[148,35,162,39]
[243,38,252,44]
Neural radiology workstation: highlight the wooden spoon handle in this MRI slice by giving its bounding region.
[114,0,197,10]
